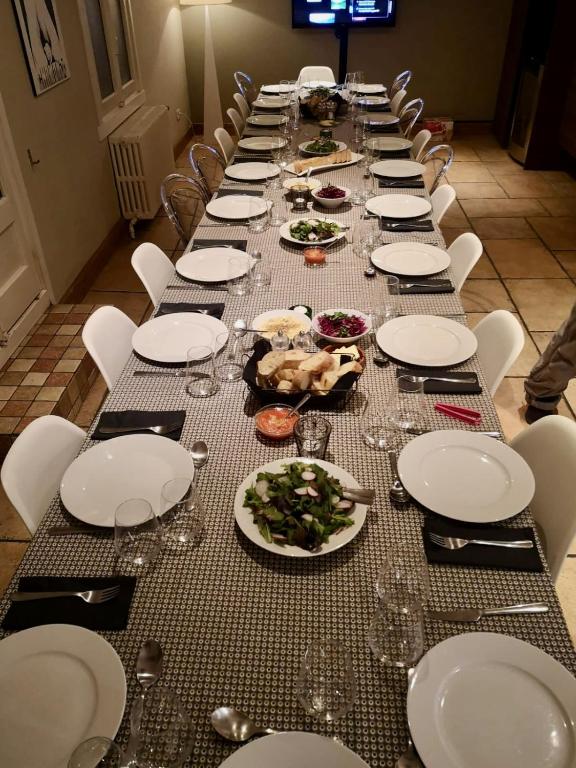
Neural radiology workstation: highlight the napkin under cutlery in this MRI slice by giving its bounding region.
[216,189,264,198]
[381,219,435,232]
[375,150,412,159]
[2,576,137,631]
[423,519,543,572]
[379,179,425,189]
[396,367,482,394]
[367,124,401,134]
[92,410,186,441]
[155,303,225,319]
[230,155,273,164]
[398,278,455,294]
[191,239,247,251]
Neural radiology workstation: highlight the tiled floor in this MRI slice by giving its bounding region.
[0,127,575,642]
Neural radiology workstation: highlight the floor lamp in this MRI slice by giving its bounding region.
[181,0,231,141]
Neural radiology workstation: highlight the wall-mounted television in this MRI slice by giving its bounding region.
[292,0,396,28]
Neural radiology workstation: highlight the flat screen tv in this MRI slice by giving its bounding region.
[292,0,396,28]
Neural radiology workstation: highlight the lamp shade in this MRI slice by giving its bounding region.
[180,0,231,4]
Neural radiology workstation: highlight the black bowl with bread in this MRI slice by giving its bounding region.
[243,340,365,407]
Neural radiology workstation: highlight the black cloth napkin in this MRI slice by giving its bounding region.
[156,303,225,319]
[398,279,454,295]
[397,367,481,394]
[230,155,272,164]
[367,124,401,134]
[423,518,543,572]
[379,179,425,189]
[216,188,264,198]
[2,576,137,631]
[381,219,434,232]
[92,410,186,440]
[191,239,247,251]
[376,150,412,159]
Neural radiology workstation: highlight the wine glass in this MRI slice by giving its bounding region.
[387,375,428,434]
[360,396,401,451]
[114,499,162,566]
[371,275,400,324]
[161,478,205,547]
[376,545,431,608]
[368,602,425,668]
[296,639,356,723]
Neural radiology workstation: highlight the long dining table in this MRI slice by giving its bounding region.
[1,90,575,768]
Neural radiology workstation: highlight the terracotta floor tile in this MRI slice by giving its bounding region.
[0,386,17,400]
[446,163,495,183]
[129,216,180,251]
[530,331,554,354]
[468,313,539,376]
[36,386,65,402]
[483,239,566,278]
[0,485,30,541]
[475,148,512,162]
[440,227,471,247]
[81,291,150,324]
[74,376,108,428]
[557,558,576,646]
[21,372,49,387]
[553,251,576,277]
[0,372,25,386]
[450,182,507,199]
[451,146,480,161]
[498,175,558,198]
[540,171,574,183]
[25,401,57,417]
[539,198,576,217]
[0,542,28,596]
[550,181,576,198]
[528,217,576,250]
[469,254,498,279]
[483,160,525,177]
[0,401,29,417]
[460,280,514,312]
[565,381,576,416]
[90,245,147,293]
[505,279,576,330]
[461,199,547,218]
[440,200,469,228]
[471,218,537,239]
[493,378,573,442]
[0,416,20,434]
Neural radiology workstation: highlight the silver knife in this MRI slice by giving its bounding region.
[428,602,549,623]
[133,371,186,378]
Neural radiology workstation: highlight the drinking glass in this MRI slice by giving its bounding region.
[269,192,288,227]
[215,331,244,382]
[296,640,356,723]
[130,686,194,768]
[68,737,124,768]
[387,375,428,434]
[265,160,282,192]
[186,344,218,398]
[360,396,401,451]
[352,218,379,256]
[279,78,292,97]
[376,545,431,607]
[247,196,270,234]
[227,253,253,295]
[161,478,205,547]
[114,499,162,566]
[250,251,271,288]
[294,414,332,459]
[343,72,357,101]
[371,275,400,323]
[368,602,425,668]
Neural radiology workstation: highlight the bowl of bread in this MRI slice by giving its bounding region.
[243,340,365,406]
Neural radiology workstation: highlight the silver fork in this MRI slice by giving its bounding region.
[97,423,182,435]
[11,586,121,604]
[403,374,477,385]
[429,532,534,550]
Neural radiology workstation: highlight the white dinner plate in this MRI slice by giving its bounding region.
[252,309,311,339]
[376,314,477,367]
[285,152,363,176]
[366,136,413,152]
[365,194,432,219]
[206,194,272,218]
[298,140,347,156]
[398,431,535,522]
[0,624,126,768]
[261,83,297,95]
[301,80,337,89]
[219,732,370,768]
[253,96,290,110]
[282,177,322,193]
[61,434,196,526]
[359,112,399,126]
[279,217,345,246]
[176,247,251,283]
[224,163,279,182]
[246,114,288,127]
[234,458,368,558]
[238,136,287,152]
[371,242,451,276]
[357,95,390,107]
[132,312,227,364]
[370,160,426,178]
[408,633,576,768]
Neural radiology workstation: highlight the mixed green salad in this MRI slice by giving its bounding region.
[289,219,340,242]
[304,138,339,154]
[243,462,355,551]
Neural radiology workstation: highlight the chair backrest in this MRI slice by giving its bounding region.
[398,97,423,138]
[234,71,257,103]
[390,70,412,96]
[510,415,576,583]
[420,143,454,193]
[233,92,251,121]
[473,310,524,396]
[430,184,456,224]
[389,88,407,116]
[161,173,208,246]
[227,107,244,139]
[448,232,483,291]
[189,143,225,195]
[131,243,174,307]
[411,128,432,161]
[1,416,86,535]
[82,306,136,390]
[297,66,336,86]
[214,127,235,164]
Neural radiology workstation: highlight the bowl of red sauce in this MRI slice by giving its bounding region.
[311,184,351,209]
[255,404,300,440]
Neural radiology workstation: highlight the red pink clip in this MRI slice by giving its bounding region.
[434,402,482,425]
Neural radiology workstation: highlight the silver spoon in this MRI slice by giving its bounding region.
[190,440,209,471]
[211,706,277,742]
[388,450,410,503]
[396,668,423,768]
[136,640,163,691]
[370,330,389,366]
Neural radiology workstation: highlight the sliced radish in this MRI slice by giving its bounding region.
[336,500,353,510]
[301,471,316,481]
[308,487,319,497]
[295,487,309,496]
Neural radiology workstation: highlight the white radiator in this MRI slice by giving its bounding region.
[108,105,174,224]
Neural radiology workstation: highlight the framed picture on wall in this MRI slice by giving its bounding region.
[12,0,70,96]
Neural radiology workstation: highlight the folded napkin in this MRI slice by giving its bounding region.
[398,279,454,295]
[2,576,137,631]
[366,104,391,113]
[216,189,264,198]
[379,179,425,189]
[367,124,401,134]
[375,150,412,159]
[423,518,543,572]
[397,368,481,394]
[381,219,434,232]
[231,155,273,164]
[191,239,247,251]
[156,303,225,319]
[92,410,186,441]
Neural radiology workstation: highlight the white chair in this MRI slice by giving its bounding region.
[131,243,174,307]
[431,184,456,224]
[227,107,244,139]
[297,66,336,86]
[82,306,136,390]
[411,129,432,161]
[390,88,407,116]
[510,415,576,583]
[214,127,235,165]
[390,69,412,97]
[473,310,525,396]
[448,232,483,291]
[233,92,251,121]
[1,416,85,534]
